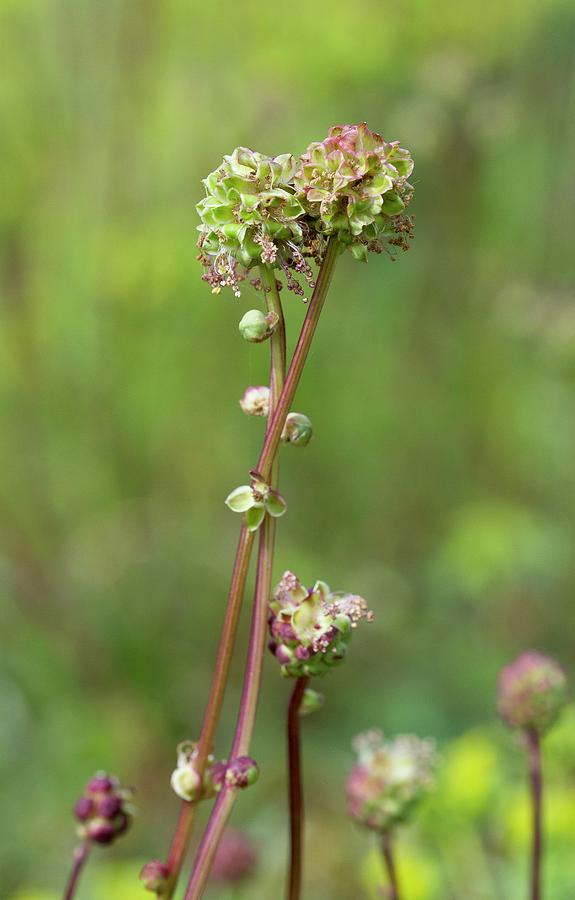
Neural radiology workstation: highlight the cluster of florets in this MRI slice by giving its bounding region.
[294,123,414,261]
[268,571,373,678]
[197,124,414,297]
[170,741,259,803]
[73,772,133,846]
[197,148,318,298]
[210,829,258,886]
[225,469,287,532]
[346,731,437,834]
[497,651,566,736]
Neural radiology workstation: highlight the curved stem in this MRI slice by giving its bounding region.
[527,729,543,900]
[287,676,309,900]
[63,843,91,900]
[381,832,400,900]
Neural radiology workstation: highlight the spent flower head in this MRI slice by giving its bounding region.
[74,772,133,846]
[268,570,373,677]
[498,651,567,736]
[239,385,270,417]
[295,122,414,261]
[346,730,437,834]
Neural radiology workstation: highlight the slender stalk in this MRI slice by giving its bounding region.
[381,832,400,900]
[164,523,254,896]
[63,843,90,900]
[257,236,339,482]
[286,676,309,900]
[526,729,543,900]
[183,266,290,900]
[165,240,338,897]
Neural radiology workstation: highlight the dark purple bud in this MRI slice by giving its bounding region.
[140,860,170,893]
[295,646,310,661]
[87,774,115,794]
[210,761,228,790]
[74,796,94,822]
[97,794,123,819]
[87,818,117,845]
[275,645,293,665]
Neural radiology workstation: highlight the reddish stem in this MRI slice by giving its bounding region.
[381,832,400,900]
[287,676,309,900]
[63,843,91,900]
[526,729,543,900]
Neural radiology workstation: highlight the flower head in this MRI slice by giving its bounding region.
[346,731,437,834]
[268,570,373,677]
[197,148,318,297]
[239,385,270,417]
[498,651,566,735]
[74,772,133,846]
[294,123,414,260]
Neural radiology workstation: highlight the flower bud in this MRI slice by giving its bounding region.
[170,741,203,801]
[281,412,313,447]
[211,830,257,885]
[498,651,566,735]
[239,385,270,417]
[299,688,325,716]
[74,772,133,847]
[346,731,437,834]
[225,756,259,789]
[238,309,276,343]
[140,860,170,894]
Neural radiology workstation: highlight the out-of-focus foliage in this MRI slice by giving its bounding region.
[1,0,574,896]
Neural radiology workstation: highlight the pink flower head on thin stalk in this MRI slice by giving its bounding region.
[74,772,133,846]
[346,730,437,834]
[498,651,566,735]
[210,829,258,885]
[295,123,414,261]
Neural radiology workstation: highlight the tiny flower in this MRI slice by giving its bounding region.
[170,740,220,802]
[239,385,270,417]
[210,829,257,885]
[225,470,287,532]
[224,756,260,789]
[498,651,566,735]
[238,309,277,343]
[299,687,325,716]
[295,123,414,259]
[74,771,133,846]
[346,731,437,834]
[281,412,313,447]
[140,860,170,894]
[268,570,373,678]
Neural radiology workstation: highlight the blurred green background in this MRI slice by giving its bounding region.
[1,0,575,896]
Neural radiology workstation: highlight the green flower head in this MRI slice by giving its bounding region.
[294,123,415,260]
[197,148,317,297]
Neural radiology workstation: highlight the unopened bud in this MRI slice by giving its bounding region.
[225,756,259,789]
[299,688,325,716]
[86,818,117,845]
[238,309,276,343]
[140,860,170,894]
[282,412,313,447]
[239,385,270,417]
[498,651,566,735]
[171,765,201,802]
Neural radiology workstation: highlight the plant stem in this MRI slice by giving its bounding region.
[526,729,543,900]
[256,236,339,482]
[63,843,90,900]
[164,523,254,897]
[164,240,338,897]
[286,676,309,900]
[381,832,400,900]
